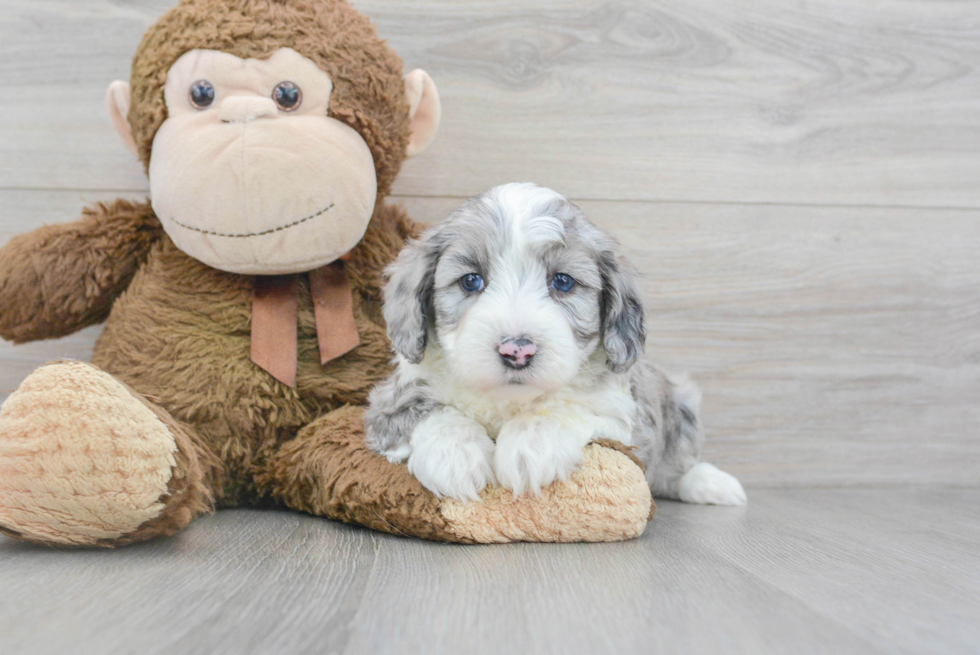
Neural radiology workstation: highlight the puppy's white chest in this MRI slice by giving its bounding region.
[451,384,637,446]
[447,393,525,439]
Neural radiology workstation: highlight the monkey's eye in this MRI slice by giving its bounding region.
[273,81,302,112]
[460,273,485,293]
[550,273,576,293]
[189,80,215,110]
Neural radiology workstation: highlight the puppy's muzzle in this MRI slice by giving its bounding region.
[499,337,536,370]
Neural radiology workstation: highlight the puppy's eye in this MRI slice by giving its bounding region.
[550,273,576,293]
[273,81,302,112]
[460,273,485,293]
[189,80,216,109]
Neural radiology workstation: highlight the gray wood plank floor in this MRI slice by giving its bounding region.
[2,489,978,655]
[1,1,978,654]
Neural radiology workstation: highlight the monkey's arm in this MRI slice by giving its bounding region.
[0,198,162,343]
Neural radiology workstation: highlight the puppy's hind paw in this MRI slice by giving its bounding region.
[677,462,747,506]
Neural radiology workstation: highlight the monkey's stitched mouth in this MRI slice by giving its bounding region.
[164,203,335,239]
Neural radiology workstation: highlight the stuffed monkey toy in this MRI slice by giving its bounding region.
[0,0,653,547]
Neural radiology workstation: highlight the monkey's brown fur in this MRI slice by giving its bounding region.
[0,0,652,546]
[0,0,446,543]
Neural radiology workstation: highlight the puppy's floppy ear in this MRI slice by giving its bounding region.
[383,229,442,363]
[599,249,646,373]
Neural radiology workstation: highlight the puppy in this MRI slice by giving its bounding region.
[365,183,746,505]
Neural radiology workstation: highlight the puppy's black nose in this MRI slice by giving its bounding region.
[499,338,536,369]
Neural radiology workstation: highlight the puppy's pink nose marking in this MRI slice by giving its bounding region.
[499,338,537,369]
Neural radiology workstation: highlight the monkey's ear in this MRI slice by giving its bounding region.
[404,69,441,158]
[106,80,138,157]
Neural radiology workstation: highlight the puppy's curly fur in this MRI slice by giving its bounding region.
[366,183,747,505]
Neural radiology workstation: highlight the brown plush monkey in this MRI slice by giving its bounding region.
[0,0,652,547]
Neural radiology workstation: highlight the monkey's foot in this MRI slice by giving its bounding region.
[265,408,654,544]
[441,440,654,543]
[0,361,206,547]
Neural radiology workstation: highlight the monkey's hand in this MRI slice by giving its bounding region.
[0,198,162,343]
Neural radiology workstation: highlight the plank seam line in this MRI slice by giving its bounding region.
[3,187,979,213]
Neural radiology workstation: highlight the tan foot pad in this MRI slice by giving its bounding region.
[0,361,177,546]
[441,442,654,543]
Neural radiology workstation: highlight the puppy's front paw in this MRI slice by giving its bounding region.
[677,462,747,506]
[495,417,586,496]
[408,411,496,502]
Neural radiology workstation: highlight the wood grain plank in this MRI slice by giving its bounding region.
[2,190,978,488]
[0,511,377,655]
[682,488,980,653]
[1,0,979,206]
[368,0,980,207]
[341,489,980,655]
[1,489,977,653]
[0,0,167,192]
[343,531,886,655]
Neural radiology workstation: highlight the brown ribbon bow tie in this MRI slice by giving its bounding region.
[250,261,360,388]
